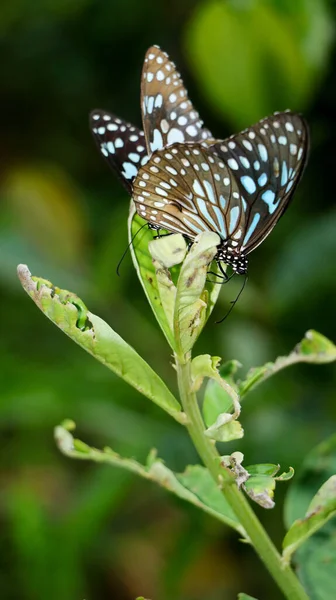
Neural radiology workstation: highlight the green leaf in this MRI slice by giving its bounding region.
[129,207,178,350]
[173,232,220,355]
[185,1,333,128]
[238,594,259,600]
[203,360,241,427]
[148,233,187,339]
[239,330,336,398]
[283,476,336,565]
[191,354,243,442]
[129,207,221,354]
[205,415,244,443]
[18,264,184,422]
[283,434,336,595]
[243,464,293,510]
[284,434,336,528]
[55,423,246,537]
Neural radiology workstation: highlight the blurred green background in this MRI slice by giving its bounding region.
[1,1,336,598]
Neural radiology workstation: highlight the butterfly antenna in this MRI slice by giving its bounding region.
[116,222,148,276]
[215,274,248,324]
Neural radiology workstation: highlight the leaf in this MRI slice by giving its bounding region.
[148,233,187,338]
[128,207,177,350]
[17,264,184,422]
[191,354,243,442]
[283,476,336,565]
[185,1,333,128]
[203,360,241,427]
[173,232,220,355]
[55,423,246,537]
[222,455,293,509]
[239,330,336,398]
[283,434,336,595]
[205,415,244,443]
[238,594,259,600]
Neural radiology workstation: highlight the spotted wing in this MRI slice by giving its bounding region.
[141,45,213,155]
[212,111,309,254]
[90,109,148,194]
[132,143,247,241]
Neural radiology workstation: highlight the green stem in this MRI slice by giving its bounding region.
[175,354,309,600]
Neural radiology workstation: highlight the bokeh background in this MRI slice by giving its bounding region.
[1,1,336,598]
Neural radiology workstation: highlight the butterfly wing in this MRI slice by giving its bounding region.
[132,143,246,241]
[212,111,309,254]
[141,45,213,155]
[90,109,148,194]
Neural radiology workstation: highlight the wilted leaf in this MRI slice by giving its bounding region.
[18,265,184,422]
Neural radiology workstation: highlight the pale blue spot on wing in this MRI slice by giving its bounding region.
[204,180,216,204]
[229,206,240,234]
[193,179,205,198]
[219,195,226,210]
[285,179,294,193]
[243,213,261,246]
[122,162,138,179]
[196,198,220,233]
[258,173,267,187]
[241,175,256,194]
[281,161,288,186]
[258,144,268,161]
[261,190,279,214]
[213,206,227,237]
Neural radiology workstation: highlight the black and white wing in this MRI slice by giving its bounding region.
[212,111,309,254]
[132,143,246,241]
[141,45,213,155]
[90,109,148,194]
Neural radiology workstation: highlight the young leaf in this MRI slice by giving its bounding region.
[203,359,241,427]
[55,423,246,537]
[128,207,178,350]
[239,330,336,398]
[222,454,293,509]
[148,233,187,338]
[191,354,243,442]
[282,476,336,565]
[174,232,220,355]
[18,265,184,422]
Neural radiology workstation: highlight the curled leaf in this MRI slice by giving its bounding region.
[174,232,220,356]
[191,354,243,442]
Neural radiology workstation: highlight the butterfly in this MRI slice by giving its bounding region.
[132,111,309,274]
[90,45,213,194]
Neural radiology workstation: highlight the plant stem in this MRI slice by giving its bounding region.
[175,355,309,600]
